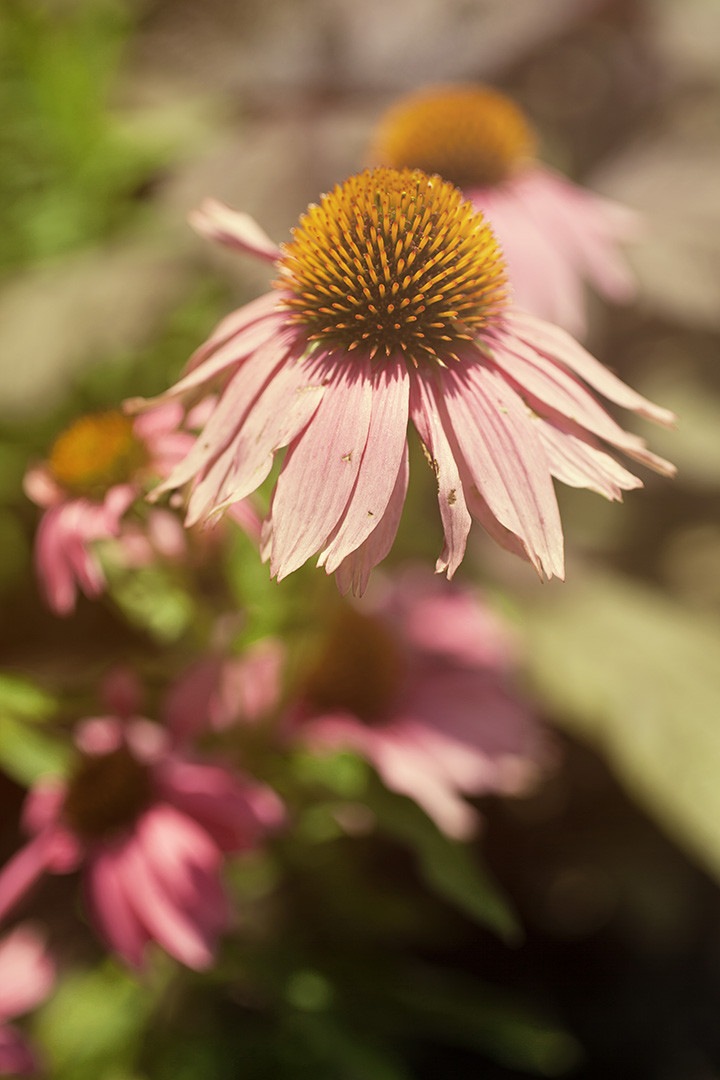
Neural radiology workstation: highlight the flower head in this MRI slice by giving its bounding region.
[25,404,194,615]
[289,573,549,840]
[371,85,641,335]
[138,167,674,594]
[0,700,283,970]
[0,924,54,1076]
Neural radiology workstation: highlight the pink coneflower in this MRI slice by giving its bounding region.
[24,404,193,616]
[0,713,283,970]
[371,85,640,336]
[0,924,54,1076]
[138,167,674,593]
[289,574,548,840]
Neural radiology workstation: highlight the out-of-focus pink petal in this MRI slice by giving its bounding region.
[74,717,124,756]
[0,925,54,1020]
[225,498,263,544]
[157,760,284,852]
[85,845,151,969]
[100,666,146,719]
[189,198,281,263]
[0,1024,38,1076]
[269,358,374,579]
[23,465,62,509]
[0,833,55,923]
[146,509,187,559]
[116,805,223,970]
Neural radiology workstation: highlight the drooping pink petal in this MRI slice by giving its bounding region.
[536,418,643,499]
[134,805,228,935]
[440,363,565,579]
[0,833,55,923]
[318,360,410,573]
[115,810,219,971]
[152,332,293,499]
[185,293,284,375]
[189,198,282,263]
[186,350,327,525]
[409,369,472,578]
[85,846,150,969]
[473,181,586,335]
[0,1024,38,1076]
[158,760,283,853]
[269,358,375,579]
[334,443,409,596]
[504,309,677,426]
[0,926,54,1021]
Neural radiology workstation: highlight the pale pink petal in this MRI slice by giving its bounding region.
[23,466,62,509]
[152,332,292,499]
[0,926,54,1020]
[212,641,285,728]
[185,350,327,525]
[504,309,677,427]
[163,658,222,741]
[146,509,187,559]
[184,293,284,375]
[34,504,104,615]
[225,498,262,544]
[409,369,471,578]
[85,847,150,968]
[269,358,375,580]
[536,419,643,498]
[474,181,586,335]
[189,198,281,263]
[318,361,410,573]
[129,310,290,414]
[440,363,565,579]
[334,443,409,596]
[132,402,185,442]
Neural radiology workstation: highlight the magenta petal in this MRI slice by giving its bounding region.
[189,198,281,262]
[0,1024,38,1076]
[269,358,375,579]
[441,363,564,580]
[117,819,218,971]
[318,361,410,573]
[409,370,472,578]
[0,833,56,923]
[334,443,409,596]
[85,846,150,968]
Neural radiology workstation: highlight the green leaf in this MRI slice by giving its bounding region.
[34,962,153,1080]
[0,673,56,722]
[522,570,720,883]
[369,783,520,942]
[109,565,195,644]
[0,714,70,786]
[389,966,581,1076]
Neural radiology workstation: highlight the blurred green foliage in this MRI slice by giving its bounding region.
[0,0,161,272]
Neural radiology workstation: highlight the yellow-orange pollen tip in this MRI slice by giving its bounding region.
[49,411,147,498]
[276,167,508,364]
[371,85,537,190]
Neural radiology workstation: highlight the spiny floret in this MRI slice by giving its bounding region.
[371,86,537,190]
[276,167,508,364]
